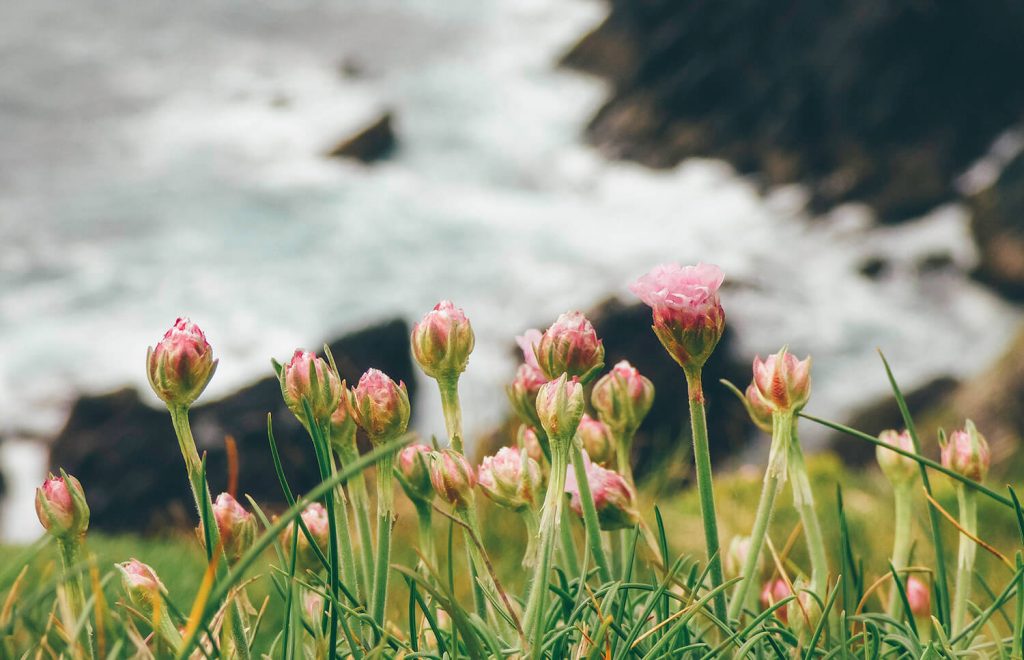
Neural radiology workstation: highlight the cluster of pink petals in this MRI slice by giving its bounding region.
[411,300,474,378]
[630,263,724,313]
[563,452,637,529]
[534,312,604,382]
[940,421,990,482]
[350,368,410,440]
[751,350,812,413]
[478,446,541,510]
[147,317,217,406]
[281,349,342,423]
[429,449,477,508]
[117,558,165,596]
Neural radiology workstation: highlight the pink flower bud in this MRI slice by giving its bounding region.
[278,350,343,429]
[906,576,931,619]
[743,383,774,433]
[211,493,256,562]
[478,446,542,511]
[507,363,547,431]
[117,559,166,605]
[349,369,411,442]
[328,386,357,449]
[397,443,434,503]
[535,375,586,442]
[519,426,545,465]
[940,420,990,482]
[534,312,605,383]
[630,263,725,370]
[724,535,761,580]
[411,300,475,381]
[591,360,655,436]
[577,414,616,466]
[760,578,792,623]
[35,471,89,539]
[428,449,476,509]
[751,348,812,414]
[876,429,919,487]
[280,503,330,571]
[146,317,218,408]
[564,455,639,531]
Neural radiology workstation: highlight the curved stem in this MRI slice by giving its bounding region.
[570,442,613,584]
[682,367,728,624]
[727,412,790,621]
[787,430,828,601]
[438,378,464,453]
[887,483,914,616]
[523,437,569,657]
[951,485,978,637]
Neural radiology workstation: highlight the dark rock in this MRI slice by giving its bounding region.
[325,112,396,163]
[826,376,959,466]
[970,151,1024,300]
[858,256,888,280]
[917,252,956,275]
[562,1,1024,222]
[49,319,415,533]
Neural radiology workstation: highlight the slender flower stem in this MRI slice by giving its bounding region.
[153,598,185,653]
[335,435,375,599]
[371,450,396,626]
[523,438,570,656]
[570,442,612,584]
[682,367,728,624]
[615,429,637,489]
[951,485,978,637]
[328,454,361,602]
[57,538,94,658]
[521,508,541,568]
[887,483,914,616]
[438,379,464,453]
[787,428,828,601]
[727,412,790,621]
[414,500,437,574]
[558,506,580,575]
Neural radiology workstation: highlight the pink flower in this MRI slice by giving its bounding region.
[535,375,585,442]
[35,471,89,539]
[117,559,166,604]
[577,414,616,466]
[411,300,475,380]
[428,449,476,509]
[876,429,919,486]
[591,360,655,435]
[535,312,605,383]
[906,576,931,618]
[397,443,434,502]
[630,263,725,370]
[516,329,544,372]
[478,446,542,511]
[349,369,411,442]
[519,426,545,464]
[940,420,990,482]
[564,453,639,531]
[212,493,256,562]
[279,349,343,428]
[280,503,330,571]
[146,317,218,407]
[751,348,812,414]
[760,578,792,622]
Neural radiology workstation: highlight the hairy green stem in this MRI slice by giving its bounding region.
[615,428,637,489]
[521,508,541,569]
[523,437,569,657]
[57,538,94,658]
[438,378,464,453]
[683,367,728,624]
[887,483,914,617]
[335,434,374,600]
[328,454,361,603]
[727,411,790,621]
[787,430,828,601]
[570,441,613,583]
[371,450,395,626]
[558,506,580,576]
[414,500,437,574]
[952,485,978,637]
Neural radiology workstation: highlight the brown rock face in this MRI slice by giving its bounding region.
[562,0,1024,223]
[49,319,415,533]
[326,111,396,162]
[971,152,1024,301]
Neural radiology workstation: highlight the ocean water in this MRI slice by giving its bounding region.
[0,0,1018,541]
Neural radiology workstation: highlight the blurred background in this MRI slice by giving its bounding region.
[2,0,1024,543]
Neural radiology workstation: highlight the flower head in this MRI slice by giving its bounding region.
[630,263,725,370]
[534,312,605,383]
[535,375,586,443]
[411,300,475,381]
[750,348,812,414]
[35,471,89,539]
[328,387,357,450]
[577,414,616,466]
[876,429,920,487]
[147,317,217,408]
[564,454,639,531]
[211,493,256,562]
[940,420,990,482]
[117,559,166,605]
[428,449,476,509]
[478,446,542,511]
[280,503,330,571]
[278,349,343,430]
[397,443,434,503]
[591,360,655,437]
[760,578,792,623]
[906,576,931,619]
[349,369,411,442]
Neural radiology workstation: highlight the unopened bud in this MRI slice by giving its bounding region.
[535,375,585,443]
[876,429,919,487]
[751,348,812,414]
[349,369,411,442]
[940,420,990,482]
[411,300,475,381]
[429,449,476,509]
[591,360,654,436]
[277,350,342,429]
[477,446,542,511]
[35,471,89,539]
[577,414,616,466]
[147,317,217,408]
[397,444,434,503]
